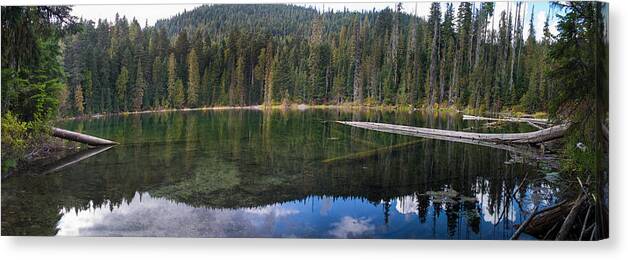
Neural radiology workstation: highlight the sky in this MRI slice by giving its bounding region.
[70,1,560,39]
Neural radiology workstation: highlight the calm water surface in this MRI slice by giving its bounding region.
[1,109,560,239]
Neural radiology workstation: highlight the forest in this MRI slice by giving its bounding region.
[1,1,609,190]
[59,3,554,115]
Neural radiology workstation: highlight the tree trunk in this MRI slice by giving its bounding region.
[52,127,118,146]
[336,121,569,145]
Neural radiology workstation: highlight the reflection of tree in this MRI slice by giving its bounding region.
[382,199,391,225]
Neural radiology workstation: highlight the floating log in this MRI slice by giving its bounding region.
[335,122,562,160]
[52,127,118,146]
[463,115,551,126]
[336,121,570,145]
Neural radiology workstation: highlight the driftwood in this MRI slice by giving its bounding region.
[556,193,587,240]
[336,121,570,146]
[463,115,551,126]
[526,121,545,130]
[52,127,118,146]
[335,122,562,160]
[511,205,539,240]
[524,200,571,237]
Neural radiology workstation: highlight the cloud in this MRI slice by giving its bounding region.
[328,216,375,238]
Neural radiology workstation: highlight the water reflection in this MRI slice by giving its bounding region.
[54,183,546,239]
[2,109,557,238]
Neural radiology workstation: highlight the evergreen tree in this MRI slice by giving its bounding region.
[152,56,164,108]
[174,79,185,108]
[132,59,145,111]
[187,48,200,107]
[115,66,129,111]
[74,82,84,115]
[167,53,177,107]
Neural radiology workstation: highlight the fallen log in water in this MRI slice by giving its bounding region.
[463,115,551,126]
[523,200,572,237]
[335,122,562,160]
[52,127,118,146]
[336,121,570,145]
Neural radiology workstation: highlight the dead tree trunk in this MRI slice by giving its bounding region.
[52,127,118,146]
[463,115,550,126]
[336,121,569,145]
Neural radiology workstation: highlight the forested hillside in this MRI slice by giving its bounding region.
[62,3,552,115]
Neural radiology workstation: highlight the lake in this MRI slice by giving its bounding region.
[1,108,560,239]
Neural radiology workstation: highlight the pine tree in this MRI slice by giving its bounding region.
[187,48,200,107]
[74,82,84,115]
[201,66,211,106]
[232,55,246,105]
[307,15,324,103]
[115,66,129,111]
[152,56,163,108]
[426,3,441,106]
[352,18,364,104]
[132,59,145,111]
[82,71,93,114]
[264,53,277,105]
[167,53,177,107]
[174,79,185,108]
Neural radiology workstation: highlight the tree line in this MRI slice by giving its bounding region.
[1,3,608,183]
[62,3,552,115]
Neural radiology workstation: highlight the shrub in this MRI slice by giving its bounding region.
[1,112,29,173]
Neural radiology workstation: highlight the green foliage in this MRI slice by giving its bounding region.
[73,81,84,114]
[132,60,145,111]
[1,68,64,122]
[1,112,29,160]
[115,66,129,111]
[561,129,596,175]
[187,48,200,107]
[167,53,177,107]
[174,79,185,108]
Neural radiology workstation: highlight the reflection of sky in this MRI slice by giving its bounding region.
[56,186,543,239]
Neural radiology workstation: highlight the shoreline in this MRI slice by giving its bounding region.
[58,103,548,123]
[58,103,468,122]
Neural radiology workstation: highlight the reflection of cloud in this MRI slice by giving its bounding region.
[329,216,374,238]
[244,207,299,218]
[395,194,418,215]
[319,197,332,216]
[56,192,298,237]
